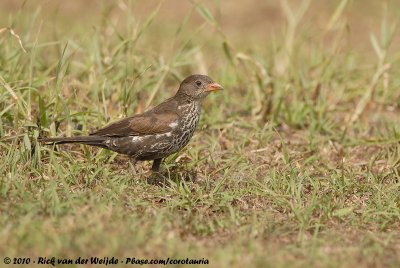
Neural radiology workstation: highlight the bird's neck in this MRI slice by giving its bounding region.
[176,93,201,116]
[175,92,199,105]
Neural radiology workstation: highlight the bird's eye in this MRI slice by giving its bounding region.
[195,80,202,87]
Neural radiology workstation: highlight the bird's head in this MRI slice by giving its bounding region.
[176,74,223,101]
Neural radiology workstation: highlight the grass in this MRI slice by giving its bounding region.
[0,0,400,267]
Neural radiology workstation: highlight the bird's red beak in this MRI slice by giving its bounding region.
[205,83,224,92]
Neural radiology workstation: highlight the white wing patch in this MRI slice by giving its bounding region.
[155,132,172,139]
[131,136,144,142]
[169,121,178,128]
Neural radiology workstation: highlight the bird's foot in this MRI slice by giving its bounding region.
[147,172,168,186]
[146,167,197,186]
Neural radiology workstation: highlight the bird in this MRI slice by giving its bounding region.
[39,74,223,173]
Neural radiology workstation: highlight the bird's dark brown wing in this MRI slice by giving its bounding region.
[90,98,179,137]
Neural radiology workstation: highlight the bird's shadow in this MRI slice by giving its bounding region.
[146,165,197,186]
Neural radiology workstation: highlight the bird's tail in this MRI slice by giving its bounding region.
[38,135,108,148]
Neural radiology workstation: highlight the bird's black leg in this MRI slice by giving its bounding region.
[151,158,162,172]
[148,158,167,186]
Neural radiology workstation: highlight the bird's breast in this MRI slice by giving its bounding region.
[169,102,201,149]
[176,101,201,134]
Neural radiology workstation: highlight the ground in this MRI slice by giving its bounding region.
[0,1,399,267]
